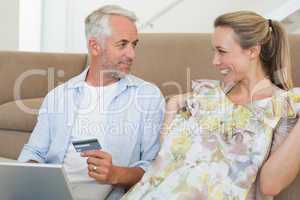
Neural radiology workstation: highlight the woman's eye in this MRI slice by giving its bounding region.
[218,49,227,54]
[212,48,226,54]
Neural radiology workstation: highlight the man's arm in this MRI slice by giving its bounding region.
[110,166,144,187]
[18,94,52,163]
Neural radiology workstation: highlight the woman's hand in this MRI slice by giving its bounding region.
[160,92,193,142]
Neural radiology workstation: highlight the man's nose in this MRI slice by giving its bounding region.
[125,45,135,60]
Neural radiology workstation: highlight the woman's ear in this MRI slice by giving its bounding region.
[248,45,261,60]
[88,37,101,56]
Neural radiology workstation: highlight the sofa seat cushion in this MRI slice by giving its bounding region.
[0,98,43,132]
[0,157,16,162]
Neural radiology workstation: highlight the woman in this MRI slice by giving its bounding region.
[122,11,300,200]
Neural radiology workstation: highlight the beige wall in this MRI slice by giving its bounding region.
[0,0,299,52]
[294,28,300,33]
[42,0,287,53]
[19,0,42,51]
[0,0,19,50]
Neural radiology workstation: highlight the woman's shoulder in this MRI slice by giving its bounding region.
[272,87,300,118]
[286,87,300,115]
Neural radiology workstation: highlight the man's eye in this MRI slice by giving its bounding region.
[132,42,138,49]
[117,43,127,49]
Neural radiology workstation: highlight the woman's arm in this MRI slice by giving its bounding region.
[260,117,300,196]
[160,93,193,142]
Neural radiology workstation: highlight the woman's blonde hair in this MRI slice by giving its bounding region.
[214,11,293,90]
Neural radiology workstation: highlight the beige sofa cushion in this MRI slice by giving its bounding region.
[0,157,16,162]
[0,130,32,159]
[0,98,43,132]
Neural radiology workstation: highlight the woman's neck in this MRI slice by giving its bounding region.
[227,67,275,104]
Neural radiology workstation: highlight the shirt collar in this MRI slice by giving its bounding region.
[66,66,142,90]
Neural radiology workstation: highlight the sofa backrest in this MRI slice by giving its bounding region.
[0,34,299,105]
[132,33,300,98]
[0,51,87,105]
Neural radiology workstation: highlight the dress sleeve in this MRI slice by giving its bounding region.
[271,117,298,153]
[269,87,300,153]
[288,87,300,116]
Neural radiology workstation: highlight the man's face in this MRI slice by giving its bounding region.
[98,15,139,77]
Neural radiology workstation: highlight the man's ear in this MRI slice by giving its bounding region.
[88,37,102,56]
[248,45,261,60]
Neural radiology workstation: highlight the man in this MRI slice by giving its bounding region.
[18,5,165,200]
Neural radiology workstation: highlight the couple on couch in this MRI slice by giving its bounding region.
[18,5,300,200]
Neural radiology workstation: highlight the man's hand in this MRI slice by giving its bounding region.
[81,150,117,185]
[81,150,145,188]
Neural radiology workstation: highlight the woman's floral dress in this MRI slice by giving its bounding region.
[122,80,300,200]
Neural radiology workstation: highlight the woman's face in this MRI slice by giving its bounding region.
[212,26,254,85]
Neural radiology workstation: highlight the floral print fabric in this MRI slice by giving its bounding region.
[122,80,300,200]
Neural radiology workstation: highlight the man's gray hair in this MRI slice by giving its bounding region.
[85,5,137,46]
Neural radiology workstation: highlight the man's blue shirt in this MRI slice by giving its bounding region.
[18,68,165,198]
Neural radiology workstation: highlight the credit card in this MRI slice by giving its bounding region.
[72,138,101,152]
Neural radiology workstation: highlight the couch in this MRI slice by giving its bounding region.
[0,33,299,199]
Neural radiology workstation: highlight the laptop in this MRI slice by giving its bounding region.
[0,162,74,200]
